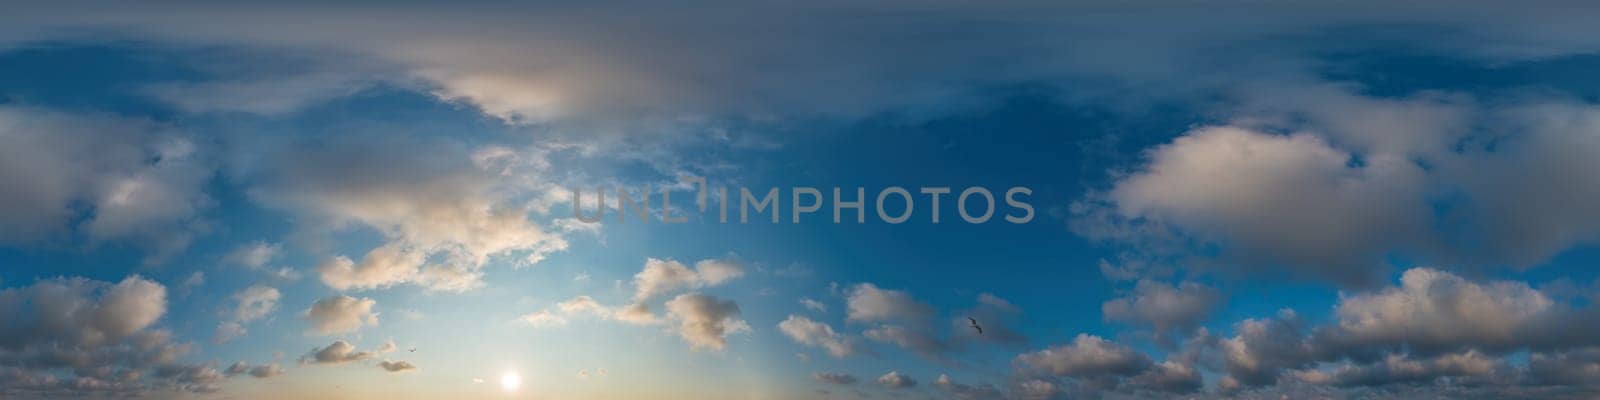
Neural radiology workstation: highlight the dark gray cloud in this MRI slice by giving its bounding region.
[0,276,256,397]
[378,360,417,372]
[956,268,1600,399]
[4,2,1600,129]
[663,293,748,351]
[935,374,1006,400]
[0,107,212,264]
[813,372,858,385]
[300,340,393,365]
[225,362,285,379]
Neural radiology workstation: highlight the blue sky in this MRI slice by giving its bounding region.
[6,3,1600,400]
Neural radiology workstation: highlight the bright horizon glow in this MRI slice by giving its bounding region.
[500,371,521,392]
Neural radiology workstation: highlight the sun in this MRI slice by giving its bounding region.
[500,371,522,392]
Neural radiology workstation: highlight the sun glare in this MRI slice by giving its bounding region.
[500,371,522,392]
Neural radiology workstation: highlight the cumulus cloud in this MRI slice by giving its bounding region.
[1102,280,1221,336]
[303,295,379,335]
[317,244,427,292]
[1217,309,1318,387]
[0,275,235,396]
[301,340,393,364]
[0,276,167,349]
[1528,347,1600,386]
[1329,267,1554,354]
[813,372,857,385]
[1083,97,1600,292]
[612,302,658,325]
[1313,351,1502,388]
[1129,361,1203,394]
[1197,267,1600,392]
[0,107,212,263]
[378,360,417,372]
[249,363,286,378]
[663,293,748,351]
[778,315,860,358]
[876,370,916,389]
[632,257,745,302]
[573,256,751,325]
[1015,334,1151,378]
[1100,126,1428,287]
[935,374,1005,400]
[225,362,286,379]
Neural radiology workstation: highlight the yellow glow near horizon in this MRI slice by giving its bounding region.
[501,371,522,392]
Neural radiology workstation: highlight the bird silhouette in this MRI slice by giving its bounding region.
[968,317,983,334]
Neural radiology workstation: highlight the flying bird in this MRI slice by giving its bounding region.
[968,317,983,334]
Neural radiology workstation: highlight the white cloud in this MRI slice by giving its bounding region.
[632,257,745,302]
[876,370,916,389]
[778,315,860,358]
[317,243,426,291]
[1330,267,1555,354]
[1015,334,1151,378]
[303,295,379,335]
[1104,126,1428,287]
